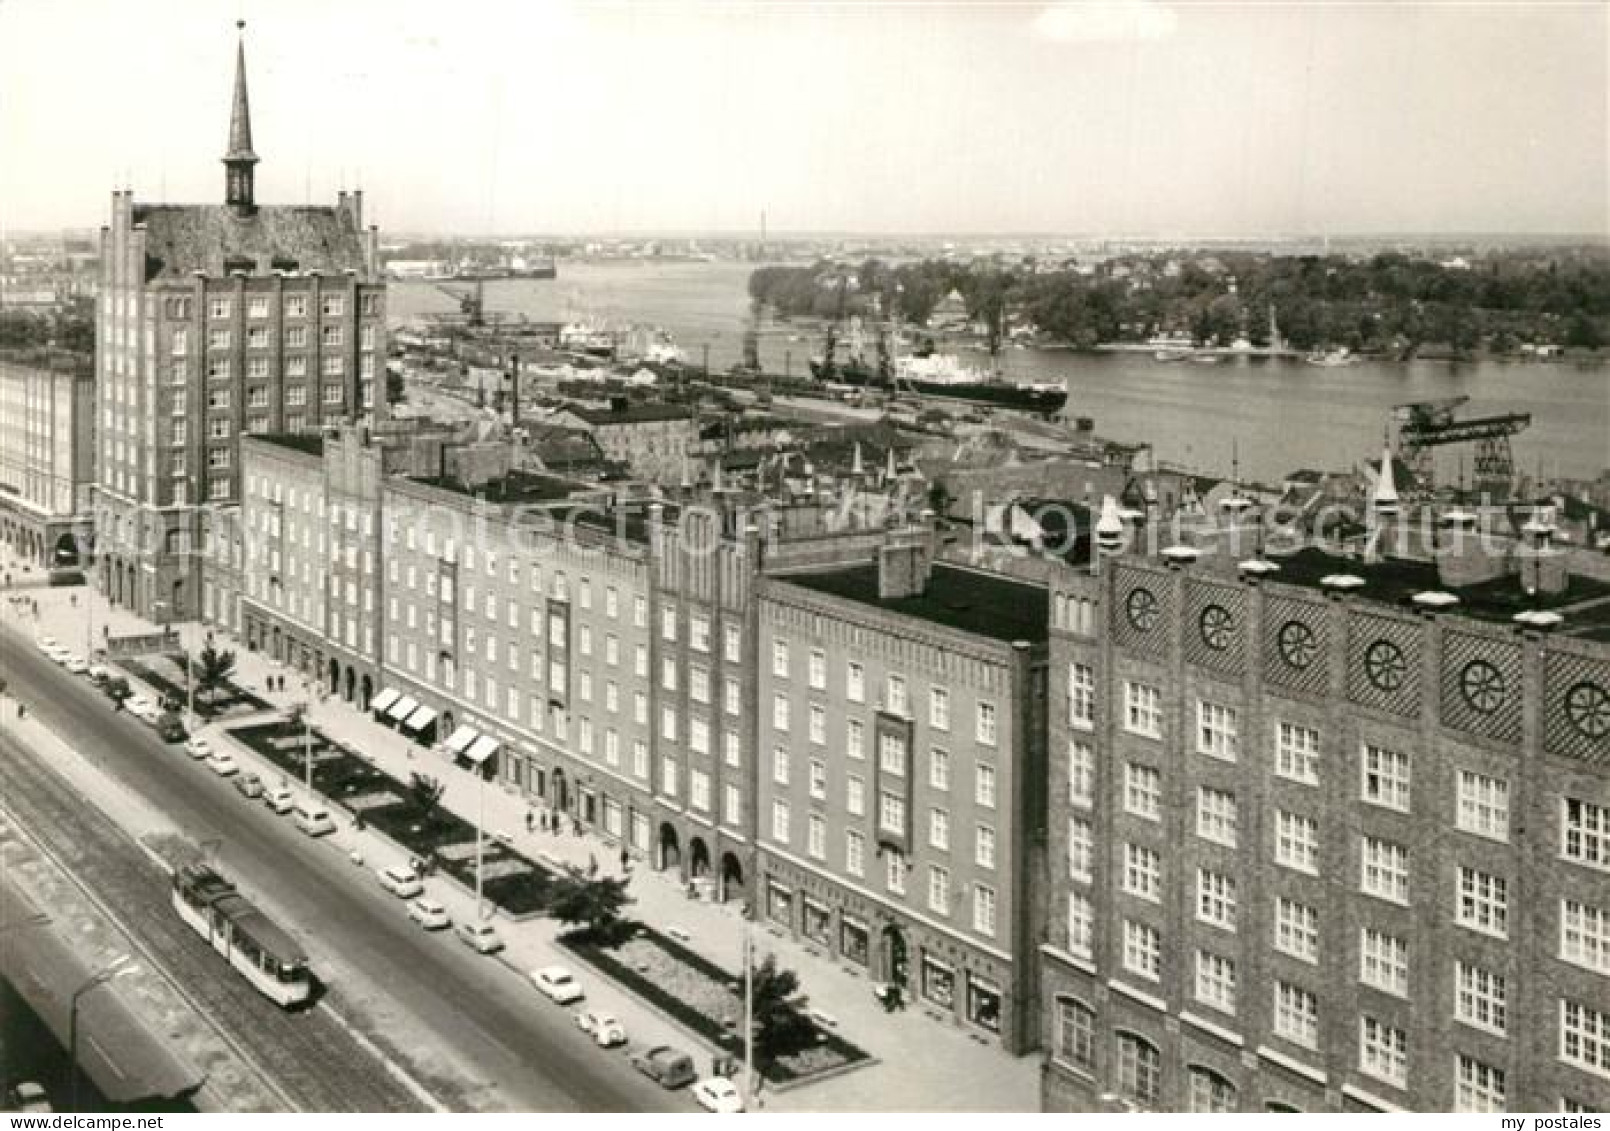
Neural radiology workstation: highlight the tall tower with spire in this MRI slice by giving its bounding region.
[223,21,259,213]
[94,23,386,626]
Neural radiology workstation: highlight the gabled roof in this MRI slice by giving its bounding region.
[133,203,367,281]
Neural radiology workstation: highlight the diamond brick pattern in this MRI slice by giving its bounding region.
[1262,595,1330,695]
[1184,579,1247,675]
[1440,631,1523,744]
[1112,565,1172,658]
[1347,613,1423,716]
[1545,651,1610,766]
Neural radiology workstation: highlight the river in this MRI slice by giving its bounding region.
[388,263,1608,485]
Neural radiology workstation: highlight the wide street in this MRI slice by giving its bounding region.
[0,612,681,1113]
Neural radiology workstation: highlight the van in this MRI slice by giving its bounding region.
[293,802,336,837]
[629,1045,697,1089]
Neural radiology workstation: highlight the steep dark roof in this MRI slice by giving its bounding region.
[783,561,1049,645]
[253,433,324,457]
[133,203,366,281]
[565,402,693,426]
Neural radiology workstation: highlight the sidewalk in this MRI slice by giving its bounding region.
[13,570,1039,1112]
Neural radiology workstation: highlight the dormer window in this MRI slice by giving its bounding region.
[224,256,255,275]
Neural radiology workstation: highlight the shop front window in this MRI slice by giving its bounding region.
[840,917,869,966]
[967,975,1002,1032]
[803,899,832,947]
[767,881,793,927]
[922,955,955,1009]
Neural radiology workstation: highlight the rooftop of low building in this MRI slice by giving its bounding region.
[405,468,582,506]
[252,432,325,457]
[780,559,1050,645]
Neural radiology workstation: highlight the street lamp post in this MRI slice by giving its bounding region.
[68,954,136,1113]
[742,910,755,1109]
[300,681,314,795]
[474,764,486,919]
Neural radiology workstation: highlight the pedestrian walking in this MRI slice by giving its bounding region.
[525,808,535,833]
[587,853,598,877]
[619,847,630,872]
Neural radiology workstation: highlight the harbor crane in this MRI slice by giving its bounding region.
[433,277,486,328]
[1392,396,1531,499]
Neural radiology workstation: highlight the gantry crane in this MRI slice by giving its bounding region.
[1392,396,1531,499]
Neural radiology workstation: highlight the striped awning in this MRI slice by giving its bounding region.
[464,734,501,765]
[370,687,400,713]
[444,725,479,754]
[387,695,419,720]
[401,704,437,732]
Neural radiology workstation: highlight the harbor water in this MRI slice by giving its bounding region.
[389,264,1608,485]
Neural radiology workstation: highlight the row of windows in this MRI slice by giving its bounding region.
[188,293,377,320]
[1054,998,1609,1110]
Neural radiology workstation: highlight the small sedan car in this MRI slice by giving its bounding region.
[206,750,239,776]
[529,966,584,1005]
[263,785,296,814]
[8,1081,52,1114]
[34,636,60,656]
[575,1010,627,1048]
[183,737,211,760]
[63,655,89,675]
[692,1076,745,1113]
[233,772,264,799]
[377,865,424,898]
[408,897,451,930]
[455,921,504,954]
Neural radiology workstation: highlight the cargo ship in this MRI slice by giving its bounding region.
[809,325,1067,415]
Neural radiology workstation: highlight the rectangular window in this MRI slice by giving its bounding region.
[1274,982,1319,1050]
[928,865,951,915]
[975,824,996,870]
[1068,816,1093,882]
[886,851,907,895]
[808,759,826,800]
[929,808,949,851]
[1194,950,1237,1014]
[771,799,790,844]
[772,638,789,679]
[723,784,741,826]
[1197,700,1239,761]
[879,792,906,836]
[1067,894,1094,958]
[1455,1055,1507,1114]
[1361,836,1411,904]
[1124,681,1162,738]
[1563,797,1609,871]
[1276,721,1320,784]
[929,686,950,731]
[1456,770,1510,840]
[1068,741,1094,808]
[1274,897,1319,963]
[845,830,865,877]
[1455,961,1508,1035]
[321,294,344,317]
[976,702,997,746]
[1275,811,1320,874]
[1123,843,1162,902]
[1196,869,1236,931]
[1068,662,1095,729]
[929,746,948,790]
[1562,898,1610,974]
[879,733,907,777]
[846,774,865,817]
[1561,1000,1610,1079]
[846,719,864,761]
[771,746,790,786]
[807,814,826,860]
[1124,763,1162,821]
[975,763,996,809]
[1457,866,1509,938]
[772,693,789,732]
[972,884,996,937]
[1359,1017,1408,1087]
[1196,786,1238,847]
[1123,919,1162,981]
[808,648,826,690]
[808,703,826,745]
[886,674,907,716]
[1359,927,1409,996]
[846,661,865,703]
[1361,743,1412,812]
[723,622,739,662]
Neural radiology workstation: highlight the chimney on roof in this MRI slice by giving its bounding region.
[1515,505,1568,597]
[1434,506,1505,589]
[878,531,932,600]
[222,22,259,215]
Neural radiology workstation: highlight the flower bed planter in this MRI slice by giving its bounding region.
[118,658,270,720]
[560,924,869,1086]
[227,720,557,915]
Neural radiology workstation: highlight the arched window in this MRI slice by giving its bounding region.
[1187,1066,1238,1112]
[1053,996,1096,1071]
[1115,1031,1161,1107]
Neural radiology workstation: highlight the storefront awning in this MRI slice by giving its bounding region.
[401,704,437,732]
[370,687,400,713]
[464,734,501,765]
[387,695,419,720]
[445,725,479,754]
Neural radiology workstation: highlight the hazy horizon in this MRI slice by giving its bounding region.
[1,0,1604,239]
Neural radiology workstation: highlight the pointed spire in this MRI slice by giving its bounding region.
[1372,445,1400,516]
[223,21,259,211]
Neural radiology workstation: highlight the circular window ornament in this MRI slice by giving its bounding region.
[1199,604,1235,651]
[1126,587,1160,633]
[1364,639,1408,692]
[1565,681,1610,740]
[1459,659,1506,714]
[1277,620,1317,670]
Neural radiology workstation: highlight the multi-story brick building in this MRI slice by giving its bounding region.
[95,28,386,622]
[0,353,94,571]
[554,399,695,485]
[754,537,1050,1052]
[1041,527,1610,1112]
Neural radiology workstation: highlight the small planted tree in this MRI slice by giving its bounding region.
[548,874,633,943]
[192,643,237,706]
[752,954,816,1066]
[408,772,446,820]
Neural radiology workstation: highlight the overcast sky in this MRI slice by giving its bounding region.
[1,0,1604,237]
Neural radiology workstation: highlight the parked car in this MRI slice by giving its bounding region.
[183,737,211,761]
[7,1082,52,1114]
[629,1045,696,1089]
[408,897,451,930]
[575,1010,627,1048]
[206,749,239,776]
[126,696,155,722]
[234,772,264,799]
[101,675,131,703]
[264,785,296,814]
[33,636,59,656]
[691,1076,744,1113]
[155,713,187,743]
[87,664,110,685]
[455,921,504,954]
[63,655,88,675]
[529,966,584,1005]
[47,647,72,666]
[377,865,424,898]
[292,802,335,837]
